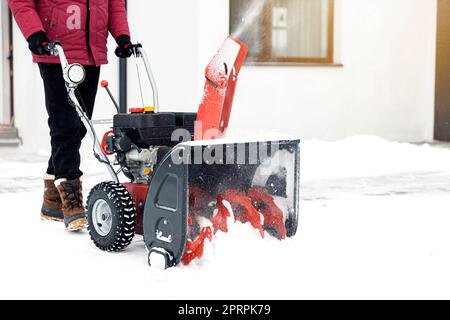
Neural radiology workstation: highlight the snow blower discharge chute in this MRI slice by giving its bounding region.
[47,37,300,269]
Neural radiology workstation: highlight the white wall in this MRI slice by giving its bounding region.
[196,0,438,142]
[12,31,47,152]
[0,1,13,127]
[11,0,439,157]
[0,5,5,125]
[126,0,201,111]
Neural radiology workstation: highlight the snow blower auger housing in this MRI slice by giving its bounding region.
[48,37,300,269]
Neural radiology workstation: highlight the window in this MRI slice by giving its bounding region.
[230,0,334,64]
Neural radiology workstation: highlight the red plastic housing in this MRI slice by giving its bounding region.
[194,37,248,141]
[123,183,149,235]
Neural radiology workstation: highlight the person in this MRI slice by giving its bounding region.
[7,0,134,231]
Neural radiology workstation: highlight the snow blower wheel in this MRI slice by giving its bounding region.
[87,182,136,252]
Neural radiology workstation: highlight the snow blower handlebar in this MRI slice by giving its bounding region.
[132,43,159,112]
[46,42,119,183]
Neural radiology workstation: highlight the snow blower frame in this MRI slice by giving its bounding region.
[48,37,300,269]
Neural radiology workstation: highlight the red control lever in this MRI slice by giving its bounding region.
[100,79,120,113]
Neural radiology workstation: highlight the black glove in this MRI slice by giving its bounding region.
[115,35,133,58]
[27,31,51,55]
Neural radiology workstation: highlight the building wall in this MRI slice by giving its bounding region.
[126,0,201,112]
[0,3,9,125]
[196,0,438,141]
[10,0,438,156]
[0,6,4,125]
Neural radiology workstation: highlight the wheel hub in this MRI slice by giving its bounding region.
[92,199,113,236]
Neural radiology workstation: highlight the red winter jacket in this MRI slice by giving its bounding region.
[8,0,130,66]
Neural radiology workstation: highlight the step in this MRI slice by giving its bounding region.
[0,126,19,140]
[0,138,20,148]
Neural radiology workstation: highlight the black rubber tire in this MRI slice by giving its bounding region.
[87,182,136,252]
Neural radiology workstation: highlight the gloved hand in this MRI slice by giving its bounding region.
[27,31,51,55]
[115,35,133,58]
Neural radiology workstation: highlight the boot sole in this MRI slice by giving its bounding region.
[40,213,64,223]
[65,219,87,232]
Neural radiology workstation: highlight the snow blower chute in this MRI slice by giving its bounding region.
[47,37,300,269]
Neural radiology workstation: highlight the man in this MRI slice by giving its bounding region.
[7,0,133,231]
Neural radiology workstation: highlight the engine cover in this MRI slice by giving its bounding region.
[113,112,197,148]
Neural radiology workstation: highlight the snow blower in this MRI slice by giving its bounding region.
[47,37,300,269]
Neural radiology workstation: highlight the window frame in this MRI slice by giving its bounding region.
[230,0,335,65]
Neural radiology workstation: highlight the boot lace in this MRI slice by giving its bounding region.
[62,183,83,210]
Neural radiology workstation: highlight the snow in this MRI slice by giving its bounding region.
[2,135,450,299]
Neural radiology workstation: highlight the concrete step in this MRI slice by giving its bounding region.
[0,126,20,147]
[0,138,20,147]
[0,126,19,140]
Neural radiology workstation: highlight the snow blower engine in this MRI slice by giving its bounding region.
[47,37,300,269]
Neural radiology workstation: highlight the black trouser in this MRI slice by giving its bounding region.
[38,63,100,180]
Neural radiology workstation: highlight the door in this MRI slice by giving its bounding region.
[435,0,450,140]
[1,3,13,126]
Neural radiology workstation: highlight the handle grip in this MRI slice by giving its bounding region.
[44,41,62,56]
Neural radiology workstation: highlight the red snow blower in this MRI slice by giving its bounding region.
[47,37,300,269]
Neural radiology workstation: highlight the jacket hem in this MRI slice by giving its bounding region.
[32,56,108,66]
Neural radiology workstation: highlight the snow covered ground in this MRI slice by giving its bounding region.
[2,135,450,300]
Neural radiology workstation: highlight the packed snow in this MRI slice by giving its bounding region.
[2,135,450,299]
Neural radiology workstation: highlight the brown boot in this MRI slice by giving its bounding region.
[56,178,87,232]
[41,174,64,222]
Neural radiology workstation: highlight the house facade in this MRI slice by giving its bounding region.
[0,0,446,154]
